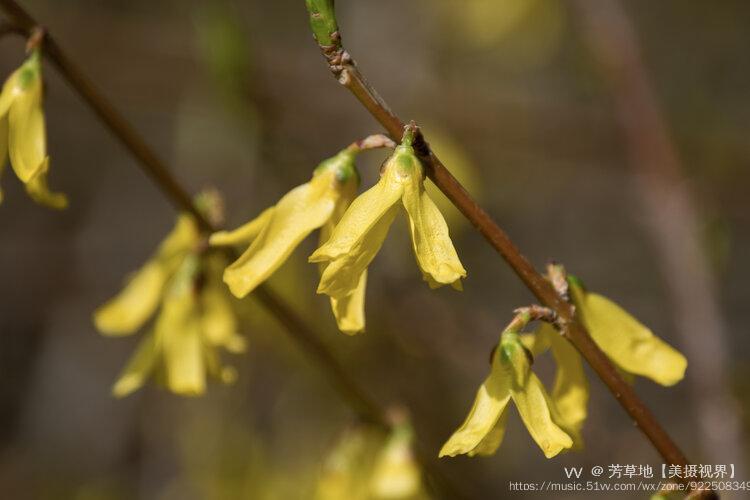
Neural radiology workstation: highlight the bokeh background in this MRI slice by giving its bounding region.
[1,0,749,498]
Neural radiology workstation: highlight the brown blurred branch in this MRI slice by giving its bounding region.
[572,0,745,476]
[304,0,707,488]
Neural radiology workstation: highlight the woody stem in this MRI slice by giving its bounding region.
[303,0,697,482]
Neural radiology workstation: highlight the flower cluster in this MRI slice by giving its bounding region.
[440,311,582,459]
[317,415,428,500]
[213,127,466,334]
[94,213,245,397]
[440,273,687,459]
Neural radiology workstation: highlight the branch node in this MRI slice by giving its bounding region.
[25,25,45,52]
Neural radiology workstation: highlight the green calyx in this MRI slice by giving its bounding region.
[305,0,339,47]
[499,331,522,360]
[18,50,41,90]
[315,148,360,185]
[390,144,423,181]
[566,274,585,292]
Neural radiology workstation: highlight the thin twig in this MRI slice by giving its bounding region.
[304,0,699,483]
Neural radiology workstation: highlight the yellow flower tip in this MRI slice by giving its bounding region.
[209,206,275,248]
[307,247,329,263]
[541,437,573,459]
[93,310,124,337]
[111,375,143,399]
[208,231,232,247]
[438,442,464,459]
[23,158,68,209]
[222,268,254,298]
[167,381,206,398]
[338,325,364,336]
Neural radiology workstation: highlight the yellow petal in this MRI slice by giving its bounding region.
[316,426,383,500]
[111,331,160,398]
[159,275,206,396]
[309,164,404,264]
[202,342,238,385]
[316,205,398,299]
[0,71,19,119]
[94,216,198,335]
[318,188,369,334]
[510,372,573,458]
[439,363,512,457]
[501,336,573,458]
[520,330,551,356]
[223,171,339,298]
[201,256,246,352]
[369,426,422,498]
[209,207,275,247]
[538,323,588,448]
[7,57,45,183]
[0,117,7,205]
[569,281,687,386]
[469,406,510,457]
[158,214,201,260]
[402,176,466,288]
[94,260,169,336]
[24,157,68,209]
[330,270,367,334]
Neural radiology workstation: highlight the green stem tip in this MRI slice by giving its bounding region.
[305,0,339,47]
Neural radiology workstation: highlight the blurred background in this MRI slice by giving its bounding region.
[1,0,749,498]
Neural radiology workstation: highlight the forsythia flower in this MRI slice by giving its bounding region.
[440,329,574,459]
[316,418,428,500]
[368,423,425,500]
[568,277,687,386]
[210,146,366,334]
[521,322,589,448]
[309,127,466,305]
[0,50,67,208]
[94,215,245,397]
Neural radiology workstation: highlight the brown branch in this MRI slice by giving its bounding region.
[305,0,702,485]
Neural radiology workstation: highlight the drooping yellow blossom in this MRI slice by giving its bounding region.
[568,276,687,386]
[310,127,466,304]
[316,418,428,500]
[210,146,366,334]
[369,422,426,500]
[440,329,573,459]
[94,214,245,397]
[521,322,589,448]
[0,50,67,209]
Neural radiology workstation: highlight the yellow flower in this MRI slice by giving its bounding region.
[316,418,428,500]
[309,128,466,303]
[0,50,67,209]
[568,277,687,386]
[521,322,589,448]
[440,330,573,459]
[210,147,366,334]
[94,215,245,397]
[369,421,425,500]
